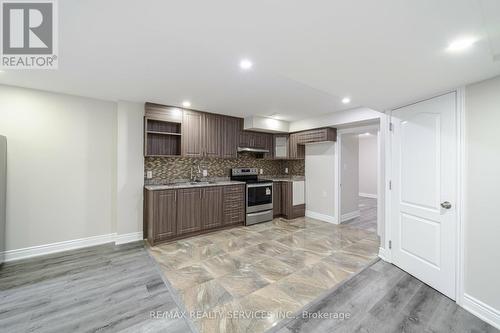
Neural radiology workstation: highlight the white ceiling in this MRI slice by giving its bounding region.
[1,0,499,121]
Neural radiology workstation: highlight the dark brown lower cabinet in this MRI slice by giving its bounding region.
[202,186,223,229]
[146,189,177,244]
[145,184,245,245]
[275,181,305,220]
[273,182,282,217]
[223,185,245,225]
[177,188,202,235]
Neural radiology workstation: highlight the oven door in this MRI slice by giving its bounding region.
[246,183,273,213]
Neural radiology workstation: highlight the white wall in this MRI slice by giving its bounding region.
[290,107,382,132]
[305,142,336,223]
[464,76,500,315]
[244,116,289,133]
[340,134,359,219]
[0,85,117,251]
[358,134,378,197]
[116,101,144,240]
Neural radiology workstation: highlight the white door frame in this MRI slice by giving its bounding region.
[383,88,465,306]
[334,124,382,231]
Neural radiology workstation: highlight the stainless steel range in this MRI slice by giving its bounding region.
[230,168,273,225]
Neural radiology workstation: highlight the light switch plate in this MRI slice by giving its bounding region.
[285,167,289,174]
[146,171,153,179]
[203,169,208,177]
[259,169,263,174]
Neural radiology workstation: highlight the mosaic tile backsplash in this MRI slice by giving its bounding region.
[145,153,305,184]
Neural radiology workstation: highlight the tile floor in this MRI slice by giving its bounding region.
[149,213,380,333]
[343,197,377,232]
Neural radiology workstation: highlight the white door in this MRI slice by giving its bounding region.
[391,92,457,299]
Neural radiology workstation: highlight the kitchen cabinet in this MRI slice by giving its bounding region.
[145,190,177,243]
[144,103,182,157]
[289,133,305,159]
[239,131,273,157]
[182,110,203,157]
[203,113,222,158]
[145,184,245,245]
[281,181,306,219]
[296,128,337,144]
[221,116,241,158]
[263,134,274,159]
[223,185,245,225]
[201,186,223,229]
[274,135,289,159]
[145,102,337,160]
[273,182,282,217]
[182,110,225,158]
[177,188,203,235]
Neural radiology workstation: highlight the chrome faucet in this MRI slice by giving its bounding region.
[190,164,202,182]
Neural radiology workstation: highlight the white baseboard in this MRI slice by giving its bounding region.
[341,210,360,223]
[2,233,116,262]
[359,192,377,199]
[2,231,144,262]
[378,246,391,262]
[115,232,144,245]
[462,294,500,330]
[305,210,338,224]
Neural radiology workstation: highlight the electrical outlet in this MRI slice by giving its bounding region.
[285,167,289,174]
[202,169,208,177]
[259,169,263,175]
[146,171,153,179]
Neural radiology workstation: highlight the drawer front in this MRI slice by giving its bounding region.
[224,201,243,211]
[225,193,244,202]
[224,185,245,194]
[224,210,245,224]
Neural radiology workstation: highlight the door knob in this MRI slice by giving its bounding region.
[441,201,452,209]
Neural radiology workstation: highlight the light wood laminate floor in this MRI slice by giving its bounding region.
[0,242,194,333]
[275,260,498,333]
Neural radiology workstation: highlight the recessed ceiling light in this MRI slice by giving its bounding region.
[446,37,478,53]
[342,97,351,104]
[239,59,253,70]
[182,101,191,108]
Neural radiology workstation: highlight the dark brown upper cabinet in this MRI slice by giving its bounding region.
[289,133,305,159]
[201,186,223,229]
[238,131,273,158]
[145,103,183,122]
[296,128,337,144]
[203,113,222,158]
[182,110,224,158]
[182,110,204,157]
[221,117,242,159]
[176,188,203,235]
[144,103,183,157]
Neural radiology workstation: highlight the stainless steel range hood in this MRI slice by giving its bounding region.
[237,147,270,153]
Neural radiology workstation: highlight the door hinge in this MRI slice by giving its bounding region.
[389,180,392,190]
[389,122,394,132]
[388,240,392,249]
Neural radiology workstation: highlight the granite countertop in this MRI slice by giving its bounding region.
[145,180,245,191]
[263,176,305,182]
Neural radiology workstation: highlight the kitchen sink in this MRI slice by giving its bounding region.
[169,181,217,187]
